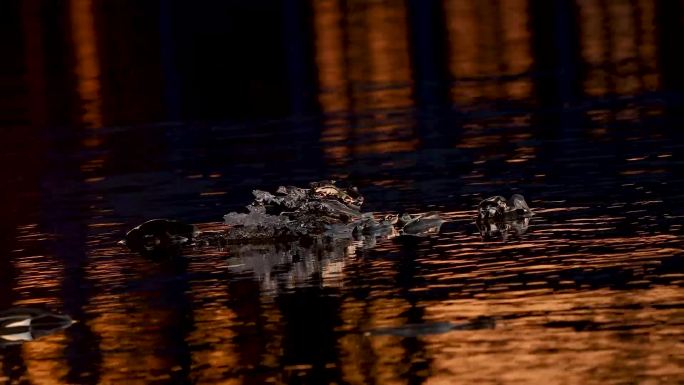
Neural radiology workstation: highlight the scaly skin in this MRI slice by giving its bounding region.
[122,181,446,256]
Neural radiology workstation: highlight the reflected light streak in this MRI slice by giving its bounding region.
[338,297,411,385]
[9,229,67,384]
[314,0,416,163]
[445,0,533,104]
[636,0,659,91]
[313,0,349,114]
[578,0,610,96]
[21,335,69,385]
[500,0,533,99]
[70,0,104,130]
[183,253,242,385]
[609,1,640,95]
[87,294,177,384]
[444,0,481,103]
[423,286,684,384]
[187,303,241,385]
[578,0,660,97]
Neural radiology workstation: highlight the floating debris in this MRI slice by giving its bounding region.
[0,308,74,346]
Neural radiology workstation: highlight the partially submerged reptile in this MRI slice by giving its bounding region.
[122,181,445,256]
[121,183,536,256]
[476,194,533,240]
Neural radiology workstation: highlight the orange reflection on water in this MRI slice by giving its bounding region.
[313,0,349,115]
[82,248,188,384]
[187,303,240,385]
[422,286,684,385]
[12,231,63,308]
[636,0,659,91]
[184,254,241,385]
[343,0,413,111]
[500,0,533,99]
[314,0,416,162]
[21,335,69,385]
[87,293,179,384]
[8,227,68,384]
[69,0,103,129]
[338,297,411,385]
[444,0,533,104]
[578,0,660,96]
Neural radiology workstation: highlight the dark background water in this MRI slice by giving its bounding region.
[1,0,684,384]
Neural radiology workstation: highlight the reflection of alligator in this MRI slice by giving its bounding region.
[122,181,445,256]
[221,237,361,292]
[222,181,444,241]
[0,308,74,347]
[476,194,533,241]
[477,217,531,241]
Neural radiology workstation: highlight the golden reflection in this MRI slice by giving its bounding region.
[13,248,63,308]
[500,0,533,99]
[578,0,608,96]
[636,0,659,91]
[187,298,240,385]
[422,286,684,384]
[361,1,413,110]
[183,252,242,385]
[69,0,104,130]
[5,202,683,384]
[313,0,349,114]
[84,250,185,384]
[444,0,533,104]
[10,227,67,384]
[338,297,411,385]
[609,1,639,95]
[87,293,181,384]
[313,0,416,163]
[577,0,660,97]
[21,334,69,385]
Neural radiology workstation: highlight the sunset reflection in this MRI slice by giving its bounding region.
[185,253,241,385]
[578,0,660,96]
[422,286,684,384]
[86,294,176,384]
[444,0,533,104]
[1,1,683,384]
[21,335,69,385]
[314,0,417,163]
[69,0,103,129]
[338,298,411,385]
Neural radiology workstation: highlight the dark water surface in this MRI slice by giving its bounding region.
[2,1,684,384]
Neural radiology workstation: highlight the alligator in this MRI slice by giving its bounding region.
[121,184,536,256]
[476,194,533,240]
[122,181,445,257]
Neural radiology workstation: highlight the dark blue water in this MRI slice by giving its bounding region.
[1,1,684,384]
